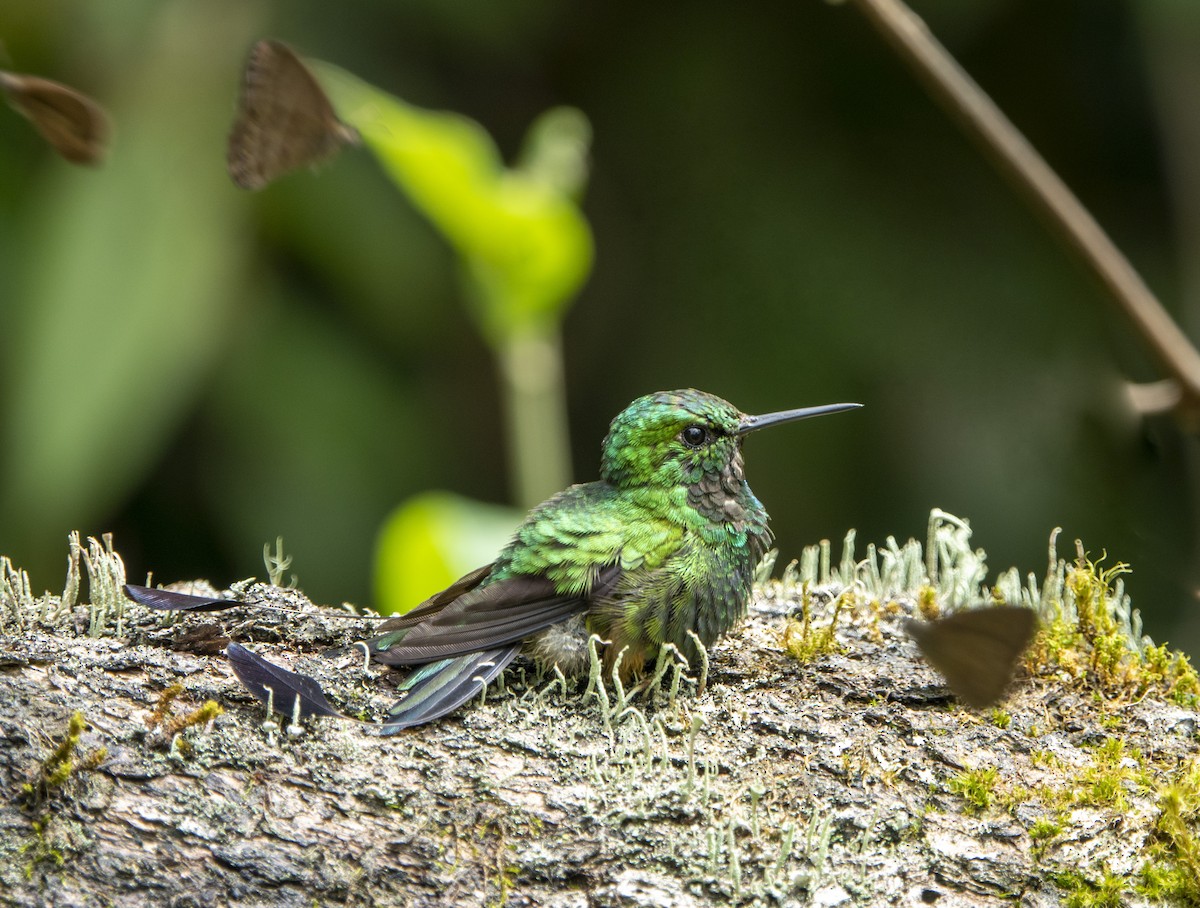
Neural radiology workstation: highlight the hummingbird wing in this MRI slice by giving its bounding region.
[369,483,678,728]
[372,563,494,633]
[373,557,622,730]
[370,483,649,665]
[369,565,622,665]
[378,645,520,733]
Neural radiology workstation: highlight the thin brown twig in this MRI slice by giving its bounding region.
[848,0,1200,414]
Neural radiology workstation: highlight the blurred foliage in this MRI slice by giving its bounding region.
[314,59,592,605]
[375,491,520,616]
[1,0,1198,658]
[319,65,592,346]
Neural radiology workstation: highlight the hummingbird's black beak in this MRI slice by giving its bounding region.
[737,402,862,436]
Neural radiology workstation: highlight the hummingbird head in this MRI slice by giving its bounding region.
[600,390,860,496]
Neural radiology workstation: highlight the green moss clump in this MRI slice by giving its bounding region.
[1073,738,1146,811]
[146,683,185,729]
[20,711,106,809]
[163,700,224,738]
[1025,554,1199,708]
[915,584,940,621]
[18,819,66,879]
[1028,817,1063,860]
[145,683,224,748]
[948,767,998,814]
[16,711,107,880]
[1142,643,1200,709]
[1137,758,1200,905]
[781,587,849,664]
[1053,869,1126,908]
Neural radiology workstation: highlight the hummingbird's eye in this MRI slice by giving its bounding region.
[681,424,709,448]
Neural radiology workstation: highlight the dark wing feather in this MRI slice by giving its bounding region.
[371,575,582,665]
[373,563,493,634]
[124,584,238,612]
[379,646,520,733]
[370,563,622,666]
[225,643,346,719]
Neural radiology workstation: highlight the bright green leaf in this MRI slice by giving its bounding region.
[314,63,592,344]
[374,491,521,615]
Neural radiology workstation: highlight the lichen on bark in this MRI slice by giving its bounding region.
[1,513,1197,906]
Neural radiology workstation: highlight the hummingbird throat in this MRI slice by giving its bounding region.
[684,448,750,528]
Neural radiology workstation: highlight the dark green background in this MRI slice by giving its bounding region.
[2,0,1197,658]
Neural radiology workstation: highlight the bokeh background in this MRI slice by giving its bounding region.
[2,0,1198,658]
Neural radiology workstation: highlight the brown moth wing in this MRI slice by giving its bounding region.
[905,605,1037,709]
[227,39,358,190]
[0,71,110,165]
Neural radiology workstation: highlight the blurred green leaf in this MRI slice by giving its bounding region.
[374,491,520,615]
[0,6,254,576]
[314,63,592,345]
[312,58,588,510]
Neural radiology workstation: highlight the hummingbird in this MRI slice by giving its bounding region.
[368,389,860,731]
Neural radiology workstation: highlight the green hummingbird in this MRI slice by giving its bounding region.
[369,389,859,731]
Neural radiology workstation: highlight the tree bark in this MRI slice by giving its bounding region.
[1,579,1194,906]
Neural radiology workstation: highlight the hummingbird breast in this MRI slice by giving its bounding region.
[585,475,771,677]
[587,528,768,677]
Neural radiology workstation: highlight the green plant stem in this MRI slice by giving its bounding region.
[499,327,573,508]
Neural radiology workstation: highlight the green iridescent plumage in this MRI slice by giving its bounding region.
[369,389,859,730]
